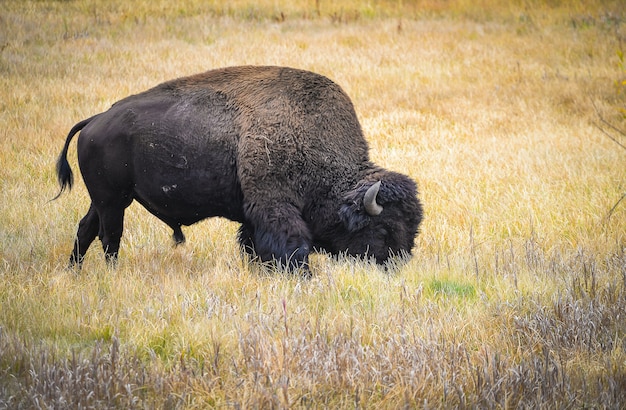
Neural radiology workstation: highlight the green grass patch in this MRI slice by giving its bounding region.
[428,278,477,299]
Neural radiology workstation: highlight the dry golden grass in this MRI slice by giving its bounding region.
[1,0,625,408]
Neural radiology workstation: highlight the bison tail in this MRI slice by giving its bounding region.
[52,115,97,200]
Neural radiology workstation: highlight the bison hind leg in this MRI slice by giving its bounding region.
[69,203,100,268]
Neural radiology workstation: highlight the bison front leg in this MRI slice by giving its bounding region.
[241,202,312,274]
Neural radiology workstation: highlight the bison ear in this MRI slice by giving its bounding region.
[339,201,370,232]
[339,181,378,232]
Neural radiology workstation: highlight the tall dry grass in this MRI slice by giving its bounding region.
[1,0,625,408]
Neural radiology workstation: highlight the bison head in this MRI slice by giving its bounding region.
[337,172,423,265]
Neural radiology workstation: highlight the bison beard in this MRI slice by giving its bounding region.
[54,66,423,274]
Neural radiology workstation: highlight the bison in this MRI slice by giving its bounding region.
[55,66,423,273]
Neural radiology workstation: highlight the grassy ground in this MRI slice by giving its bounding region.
[1,0,625,408]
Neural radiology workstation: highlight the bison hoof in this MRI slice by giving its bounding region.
[172,228,185,245]
[104,253,119,268]
[67,258,83,272]
[280,244,311,276]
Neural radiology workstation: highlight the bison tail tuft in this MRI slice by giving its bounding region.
[52,154,74,200]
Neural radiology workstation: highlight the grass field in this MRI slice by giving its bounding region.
[1,0,625,408]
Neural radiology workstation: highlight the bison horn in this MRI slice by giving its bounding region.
[364,181,383,216]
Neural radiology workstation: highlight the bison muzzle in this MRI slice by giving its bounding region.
[55,66,423,273]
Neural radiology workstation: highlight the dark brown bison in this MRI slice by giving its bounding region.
[55,66,423,273]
